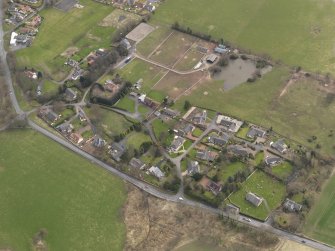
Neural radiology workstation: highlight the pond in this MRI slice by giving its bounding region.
[212,58,272,91]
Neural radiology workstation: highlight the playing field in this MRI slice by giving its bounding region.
[304,173,335,246]
[153,0,335,74]
[15,0,114,81]
[0,130,126,250]
[229,171,286,221]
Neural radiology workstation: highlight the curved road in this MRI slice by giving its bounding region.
[0,3,334,250]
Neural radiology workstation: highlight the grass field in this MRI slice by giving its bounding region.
[229,171,286,220]
[219,161,245,182]
[126,132,151,149]
[150,31,197,67]
[0,130,126,250]
[15,0,114,81]
[271,161,293,180]
[174,48,204,71]
[114,97,135,113]
[154,0,335,74]
[118,58,168,92]
[304,174,335,246]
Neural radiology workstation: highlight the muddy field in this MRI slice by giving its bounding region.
[123,185,310,251]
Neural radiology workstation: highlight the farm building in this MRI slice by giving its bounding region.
[246,192,263,207]
[206,54,218,64]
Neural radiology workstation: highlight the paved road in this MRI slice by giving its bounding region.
[0,4,334,250]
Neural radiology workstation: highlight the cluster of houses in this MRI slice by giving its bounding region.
[102,0,160,13]
[6,2,34,25]
[9,12,42,47]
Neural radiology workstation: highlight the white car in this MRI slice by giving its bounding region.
[242,217,251,222]
[178,197,184,201]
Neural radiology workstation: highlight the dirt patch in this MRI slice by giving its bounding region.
[60,47,79,57]
[124,185,280,251]
[99,9,141,28]
[276,240,317,251]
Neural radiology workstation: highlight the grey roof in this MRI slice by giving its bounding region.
[187,161,200,176]
[220,119,236,131]
[161,108,180,118]
[229,145,249,157]
[265,156,282,166]
[46,110,59,123]
[283,198,302,212]
[149,166,165,179]
[56,123,73,134]
[169,136,185,152]
[65,88,77,100]
[246,192,263,207]
[121,38,131,50]
[92,136,105,148]
[271,139,288,153]
[109,142,126,161]
[208,134,229,146]
[196,150,216,162]
[207,180,222,195]
[247,127,266,139]
[214,47,227,54]
[192,110,207,125]
[206,54,218,63]
[129,158,146,169]
[179,124,195,136]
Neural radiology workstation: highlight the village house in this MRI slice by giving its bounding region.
[216,115,243,133]
[177,123,195,137]
[109,142,126,162]
[161,107,180,118]
[208,133,229,147]
[187,160,200,176]
[247,127,267,139]
[121,38,131,50]
[25,70,37,79]
[168,136,185,153]
[56,122,73,135]
[283,198,302,212]
[246,192,263,207]
[270,139,288,154]
[196,150,217,162]
[228,145,249,158]
[207,180,222,195]
[70,133,84,145]
[26,15,42,28]
[39,108,60,125]
[65,88,77,101]
[92,135,106,148]
[192,110,207,125]
[104,80,119,93]
[265,156,282,166]
[129,157,146,170]
[149,166,165,179]
[65,59,78,67]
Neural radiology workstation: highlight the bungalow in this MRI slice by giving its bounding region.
[270,139,288,154]
[149,166,165,179]
[187,160,200,176]
[265,156,282,166]
[161,108,180,118]
[283,198,302,212]
[129,157,146,170]
[216,115,243,133]
[192,110,207,125]
[45,110,60,124]
[92,136,106,148]
[207,180,222,195]
[109,142,126,162]
[208,134,229,147]
[169,136,185,153]
[65,88,77,101]
[196,150,217,162]
[178,123,195,137]
[56,123,73,135]
[228,145,249,158]
[247,127,266,139]
[104,81,119,93]
[246,192,263,207]
[121,38,131,50]
[71,68,82,80]
[70,133,84,145]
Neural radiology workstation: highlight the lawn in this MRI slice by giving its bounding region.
[229,171,286,220]
[114,97,135,113]
[271,161,293,180]
[218,161,245,183]
[254,152,264,166]
[118,58,168,93]
[126,132,151,149]
[153,0,335,74]
[15,0,114,81]
[0,130,126,250]
[192,128,203,138]
[235,126,252,141]
[151,119,170,139]
[42,80,59,96]
[304,174,335,246]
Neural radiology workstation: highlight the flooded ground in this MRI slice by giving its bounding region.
[212,58,272,91]
[173,240,225,251]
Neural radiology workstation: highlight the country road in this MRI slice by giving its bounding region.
[0,2,334,250]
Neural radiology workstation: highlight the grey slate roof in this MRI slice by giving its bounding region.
[246,192,263,207]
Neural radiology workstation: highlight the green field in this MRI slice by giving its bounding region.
[118,58,167,92]
[219,161,245,182]
[229,171,286,220]
[114,97,135,113]
[15,0,114,81]
[304,174,335,246]
[271,161,293,180]
[126,132,151,149]
[154,0,335,74]
[0,130,126,250]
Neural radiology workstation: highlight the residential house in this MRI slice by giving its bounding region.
[187,161,200,176]
[129,157,146,170]
[208,134,229,147]
[192,110,207,125]
[109,142,126,162]
[25,70,37,79]
[216,115,243,133]
[169,136,185,153]
[65,59,78,67]
[149,166,165,179]
[56,123,73,135]
[270,139,288,154]
[45,109,60,124]
[283,198,302,212]
[161,108,180,118]
[71,68,82,80]
[247,127,266,139]
[65,88,77,101]
[178,123,195,137]
[228,145,249,158]
[92,136,106,148]
[196,150,217,162]
[70,133,84,145]
[104,80,119,93]
[265,156,282,166]
[207,180,222,195]
[246,192,263,207]
[121,38,131,50]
